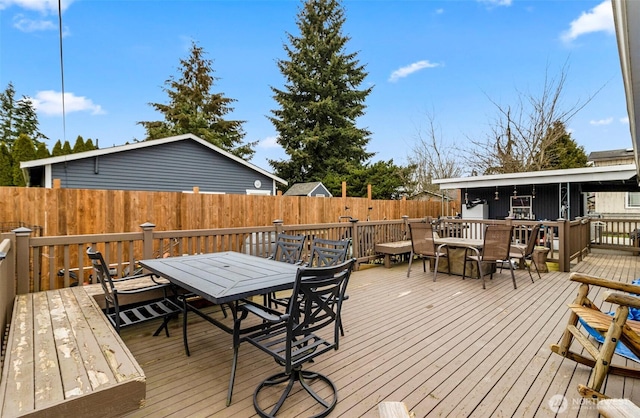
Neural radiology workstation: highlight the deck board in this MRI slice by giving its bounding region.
[119,252,640,418]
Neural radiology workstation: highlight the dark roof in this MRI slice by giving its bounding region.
[588,148,635,162]
[283,182,331,196]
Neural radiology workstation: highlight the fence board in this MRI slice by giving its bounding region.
[0,187,454,235]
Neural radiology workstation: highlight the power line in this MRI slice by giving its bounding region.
[58,0,66,142]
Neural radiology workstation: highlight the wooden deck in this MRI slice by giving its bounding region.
[119,252,640,417]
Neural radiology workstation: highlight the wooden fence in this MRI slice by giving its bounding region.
[0,187,457,236]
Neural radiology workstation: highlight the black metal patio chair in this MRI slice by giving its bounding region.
[237,259,355,417]
[267,233,307,309]
[86,247,181,335]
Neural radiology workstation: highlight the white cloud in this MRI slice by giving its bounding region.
[435,8,444,15]
[389,60,441,83]
[620,116,630,124]
[0,0,73,13]
[258,136,280,149]
[30,91,105,116]
[561,1,613,43]
[12,14,55,31]
[589,117,613,126]
[477,0,512,7]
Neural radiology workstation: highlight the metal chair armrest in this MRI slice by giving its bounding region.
[240,299,287,322]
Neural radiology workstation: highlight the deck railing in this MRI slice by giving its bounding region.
[0,238,14,359]
[3,217,596,294]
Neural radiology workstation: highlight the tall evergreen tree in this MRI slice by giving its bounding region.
[85,138,96,150]
[0,143,13,186]
[52,139,64,156]
[73,135,86,153]
[0,82,47,149]
[11,134,36,186]
[269,0,373,185]
[543,121,588,170]
[35,142,50,159]
[61,140,72,155]
[138,41,255,159]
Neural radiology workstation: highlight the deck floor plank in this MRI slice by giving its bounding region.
[118,252,640,418]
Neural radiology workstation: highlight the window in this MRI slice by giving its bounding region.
[510,195,533,220]
[626,192,640,208]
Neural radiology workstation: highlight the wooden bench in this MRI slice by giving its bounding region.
[598,399,640,418]
[375,240,412,268]
[0,286,145,418]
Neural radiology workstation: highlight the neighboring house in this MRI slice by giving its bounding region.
[19,134,287,195]
[433,164,639,221]
[589,149,640,218]
[283,182,332,197]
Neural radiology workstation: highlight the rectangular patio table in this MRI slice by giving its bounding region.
[138,251,301,406]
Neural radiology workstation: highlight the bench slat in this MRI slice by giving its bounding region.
[1,295,35,416]
[34,291,64,410]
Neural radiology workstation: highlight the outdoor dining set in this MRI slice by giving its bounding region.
[87,233,355,418]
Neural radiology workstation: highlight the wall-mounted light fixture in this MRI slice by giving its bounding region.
[513,185,517,197]
[532,184,536,199]
[494,186,499,200]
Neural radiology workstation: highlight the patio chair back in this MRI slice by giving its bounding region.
[308,237,350,267]
[523,223,542,258]
[481,224,513,262]
[270,233,306,264]
[408,221,439,257]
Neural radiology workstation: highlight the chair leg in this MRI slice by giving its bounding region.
[182,298,191,356]
[586,306,629,396]
[433,256,439,282]
[529,257,541,281]
[407,251,414,277]
[508,260,517,289]
[152,315,172,337]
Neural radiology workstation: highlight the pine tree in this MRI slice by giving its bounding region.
[61,141,72,155]
[73,135,86,153]
[85,138,97,151]
[11,134,36,186]
[52,140,64,156]
[138,41,255,159]
[0,143,13,186]
[35,142,50,159]
[544,122,588,169]
[0,82,47,149]
[269,0,373,185]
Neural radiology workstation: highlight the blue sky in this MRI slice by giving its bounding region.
[0,0,630,173]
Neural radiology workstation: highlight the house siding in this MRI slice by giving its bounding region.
[50,140,274,194]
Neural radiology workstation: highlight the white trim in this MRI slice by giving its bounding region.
[246,189,271,195]
[433,164,637,189]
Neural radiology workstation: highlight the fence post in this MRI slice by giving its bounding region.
[140,222,156,260]
[13,227,32,295]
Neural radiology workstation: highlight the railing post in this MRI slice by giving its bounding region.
[402,215,409,240]
[273,219,284,235]
[558,218,570,272]
[140,222,156,260]
[13,227,32,295]
[349,218,360,260]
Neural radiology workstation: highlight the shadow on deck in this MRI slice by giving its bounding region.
[120,253,640,417]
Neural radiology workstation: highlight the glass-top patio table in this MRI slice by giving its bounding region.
[139,251,301,406]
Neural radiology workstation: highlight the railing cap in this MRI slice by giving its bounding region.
[140,222,156,229]
[12,227,32,235]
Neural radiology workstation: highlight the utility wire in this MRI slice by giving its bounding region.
[58,0,66,142]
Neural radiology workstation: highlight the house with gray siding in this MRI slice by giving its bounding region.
[20,134,287,194]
